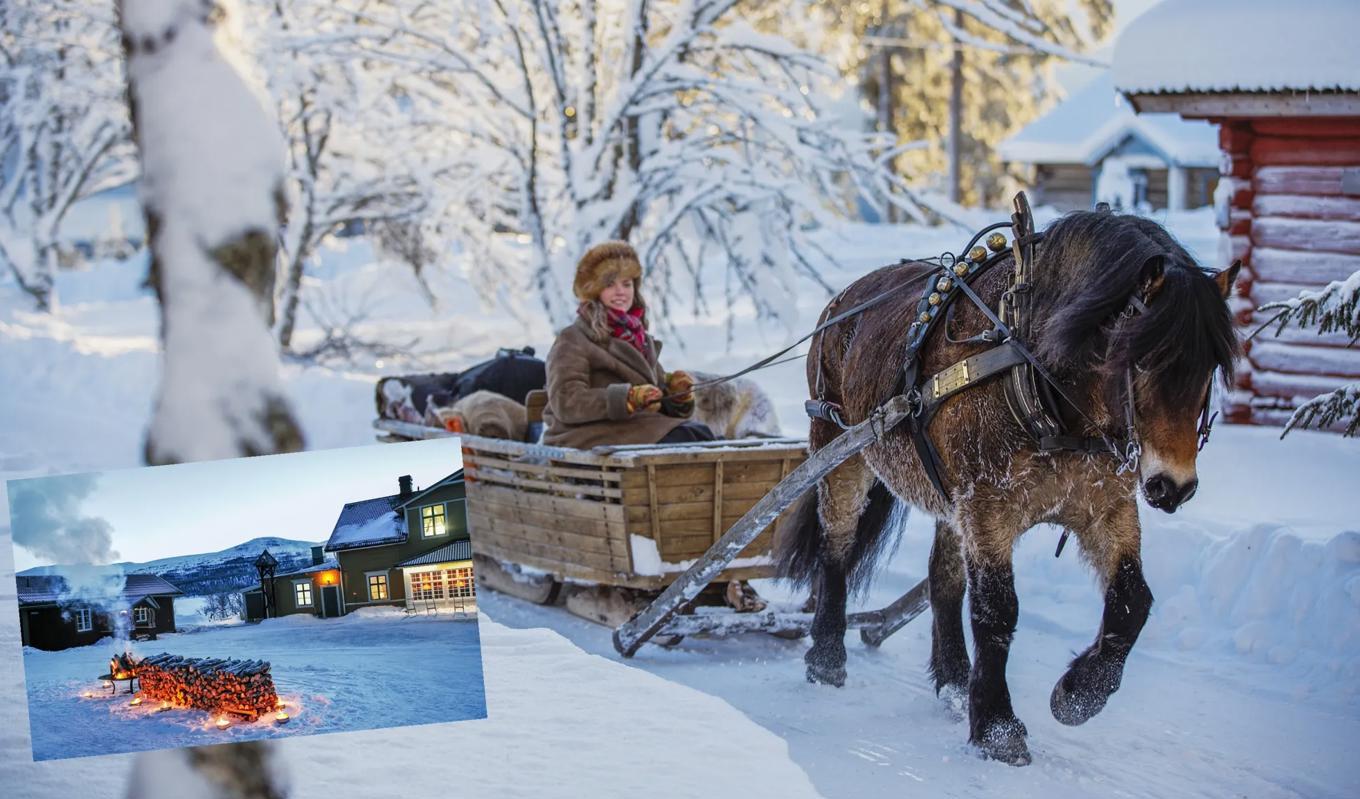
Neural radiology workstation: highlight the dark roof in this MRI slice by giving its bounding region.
[324,495,407,551]
[16,573,184,607]
[397,539,473,567]
[400,470,465,509]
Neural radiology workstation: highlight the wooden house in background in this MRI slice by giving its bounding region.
[16,573,183,651]
[1000,73,1220,212]
[323,471,474,614]
[242,545,343,620]
[1114,0,1360,429]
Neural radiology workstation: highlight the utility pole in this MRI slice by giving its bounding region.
[947,7,963,204]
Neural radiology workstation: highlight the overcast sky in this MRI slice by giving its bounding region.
[7,439,462,570]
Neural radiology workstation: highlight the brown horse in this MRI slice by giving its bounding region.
[778,211,1240,765]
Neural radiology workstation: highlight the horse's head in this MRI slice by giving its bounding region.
[1035,213,1242,513]
[1130,261,1241,512]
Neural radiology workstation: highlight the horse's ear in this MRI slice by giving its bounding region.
[1140,256,1166,300]
[1213,260,1242,299]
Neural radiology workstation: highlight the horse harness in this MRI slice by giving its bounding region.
[806,193,1218,504]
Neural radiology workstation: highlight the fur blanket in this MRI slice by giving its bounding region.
[436,390,529,442]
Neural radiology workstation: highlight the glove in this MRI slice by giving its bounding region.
[626,384,664,414]
[665,371,695,403]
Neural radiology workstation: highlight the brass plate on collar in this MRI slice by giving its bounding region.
[931,359,970,399]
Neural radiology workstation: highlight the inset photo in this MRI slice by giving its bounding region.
[7,438,484,761]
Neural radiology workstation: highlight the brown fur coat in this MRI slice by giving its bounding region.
[542,317,690,449]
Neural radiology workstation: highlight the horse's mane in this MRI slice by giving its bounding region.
[1032,211,1240,407]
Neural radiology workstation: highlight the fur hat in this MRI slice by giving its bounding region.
[574,240,642,302]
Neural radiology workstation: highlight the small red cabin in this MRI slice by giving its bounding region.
[1113,0,1360,430]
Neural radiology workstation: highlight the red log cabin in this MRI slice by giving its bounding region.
[1112,0,1360,430]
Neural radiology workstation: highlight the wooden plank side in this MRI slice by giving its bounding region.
[470,516,625,574]
[465,466,623,500]
[467,502,628,556]
[466,453,622,483]
[470,482,624,524]
[712,461,724,546]
[619,460,786,489]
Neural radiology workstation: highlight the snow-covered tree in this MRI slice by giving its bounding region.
[0,0,136,310]
[244,0,457,353]
[119,2,299,793]
[1260,273,1360,436]
[331,0,928,332]
[817,0,1112,206]
[120,0,304,464]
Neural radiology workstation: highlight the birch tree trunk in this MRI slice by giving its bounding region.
[118,0,299,796]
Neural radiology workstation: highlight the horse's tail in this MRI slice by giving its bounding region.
[777,479,902,595]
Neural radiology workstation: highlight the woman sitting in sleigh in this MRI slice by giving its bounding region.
[542,240,764,612]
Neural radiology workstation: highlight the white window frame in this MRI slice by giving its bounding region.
[293,579,314,608]
[420,503,447,538]
[365,570,390,601]
[133,606,153,626]
[74,607,92,633]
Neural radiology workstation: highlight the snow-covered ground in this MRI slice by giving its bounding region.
[22,609,486,760]
[3,209,1357,797]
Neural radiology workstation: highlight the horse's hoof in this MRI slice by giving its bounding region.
[1050,669,1110,726]
[805,661,846,687]
[972,719,1031,766]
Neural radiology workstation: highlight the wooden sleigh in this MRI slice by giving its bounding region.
[374,392,930,654]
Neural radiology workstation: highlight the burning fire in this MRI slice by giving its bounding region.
[274,710,290,724]
[129,696,142,707]
[215,716,231,730]
[81,690,93,698]
[109,653,138,680]
[158,701,172,712]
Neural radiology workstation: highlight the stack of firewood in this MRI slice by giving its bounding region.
[135,652,279,719]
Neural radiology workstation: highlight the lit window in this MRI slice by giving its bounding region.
[421,504,447,538]
[410,571,445,601]
[133,607,153,626]
[367,573,389,601]
[444,567,475,598]
[294,581,313,607]
[74,607,92,632]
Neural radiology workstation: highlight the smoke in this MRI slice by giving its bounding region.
[6,472,120,565]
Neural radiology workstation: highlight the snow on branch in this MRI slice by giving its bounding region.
[324,0,939,330]
[0,0,136,310]
[1284,383,1359,437]
[1259,270,1360,436]
[1259,270,1360,344]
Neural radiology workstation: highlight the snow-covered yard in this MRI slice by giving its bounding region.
[3,209,1357,797]
[21,609,486,761]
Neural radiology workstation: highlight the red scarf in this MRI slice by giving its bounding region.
[602,305,647,355]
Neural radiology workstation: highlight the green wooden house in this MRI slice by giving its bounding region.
[322,471,474,614]
[242,545,344,620]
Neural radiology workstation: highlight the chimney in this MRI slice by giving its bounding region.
[311,545,324,566]
[398,475,413,498]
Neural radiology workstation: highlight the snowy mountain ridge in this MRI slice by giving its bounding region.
[17,536,324,596]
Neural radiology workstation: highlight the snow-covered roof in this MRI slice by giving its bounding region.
[1113,0,1360,96]
[276,558,340,578]
[397,539,472,568]
[325,495,407,551]
[1000,73,1219,168]
[16,573,184,606]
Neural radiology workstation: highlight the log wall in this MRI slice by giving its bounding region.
[1218,117,1360,429]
